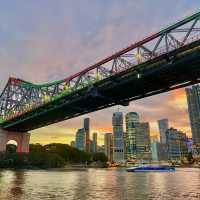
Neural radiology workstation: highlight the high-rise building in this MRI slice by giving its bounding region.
[185,137,193,153]
[150,135,159,144]
[89,140,93,153]
[135,122,151,160]
[166,128,188,160]
[125,112,139,160]
[84,118,90,152]
[75,128,86,151]
[158,119,169,144]
[151,142,168,161]
[70,141,75,147]
[123,131,126,160]
[112,112,125,162]
[92,132,97,153]
[186,86,200,145]
[104,133,113,162]
[192,144,200,160]
[97,145,105,153]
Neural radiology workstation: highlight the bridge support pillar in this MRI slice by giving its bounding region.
[0,128,30,153]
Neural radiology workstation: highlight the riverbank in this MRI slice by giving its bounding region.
[0,162,199,170]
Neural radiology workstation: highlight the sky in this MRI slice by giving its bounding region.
[0,0,199,145]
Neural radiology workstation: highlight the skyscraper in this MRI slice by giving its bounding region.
[125,112,139,160]
[151,142,168,161]
[166,128,188,160]
[104,133,113,162]
[158,119,169,144]
[84,118,90,152]
[112,112,124,162]
[136,122,151,160]
[186,86,200,145]
[150,135,159,144]
[75,128,86,151]
[92,132,97,153]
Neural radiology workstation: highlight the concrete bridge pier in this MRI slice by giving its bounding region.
[0,128,30,153]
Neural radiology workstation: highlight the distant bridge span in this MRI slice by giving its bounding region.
[1,11,200,133]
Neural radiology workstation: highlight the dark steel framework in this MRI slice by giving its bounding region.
[0,11,200,130]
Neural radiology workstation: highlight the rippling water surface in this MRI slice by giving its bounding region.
[0,168,199,200]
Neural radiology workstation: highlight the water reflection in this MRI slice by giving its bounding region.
[0,170,25,200]
[10,171,25,199]
[0,168,199,200]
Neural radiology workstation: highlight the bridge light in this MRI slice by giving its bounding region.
[43,95,50,103]
[96,72,101,81]
[135,48,142,64]
[64,84,70,91]
[137,73,141,79]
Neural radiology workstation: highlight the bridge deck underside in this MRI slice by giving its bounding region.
[2,40,200,132]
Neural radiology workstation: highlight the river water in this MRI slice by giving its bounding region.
[0,168,199,200]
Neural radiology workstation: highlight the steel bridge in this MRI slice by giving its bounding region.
[1,11,200,132]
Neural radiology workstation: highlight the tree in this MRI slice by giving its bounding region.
[44,143,92,163]
[92,152,108,162]
[30,143,45,152]
[6,144,17,153]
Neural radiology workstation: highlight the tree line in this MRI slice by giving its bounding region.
[0,143,108,169]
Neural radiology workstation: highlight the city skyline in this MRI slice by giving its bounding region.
[30,88,190,145]
[0,1,199,145]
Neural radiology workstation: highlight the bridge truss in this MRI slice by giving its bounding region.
[0,11,200,125]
